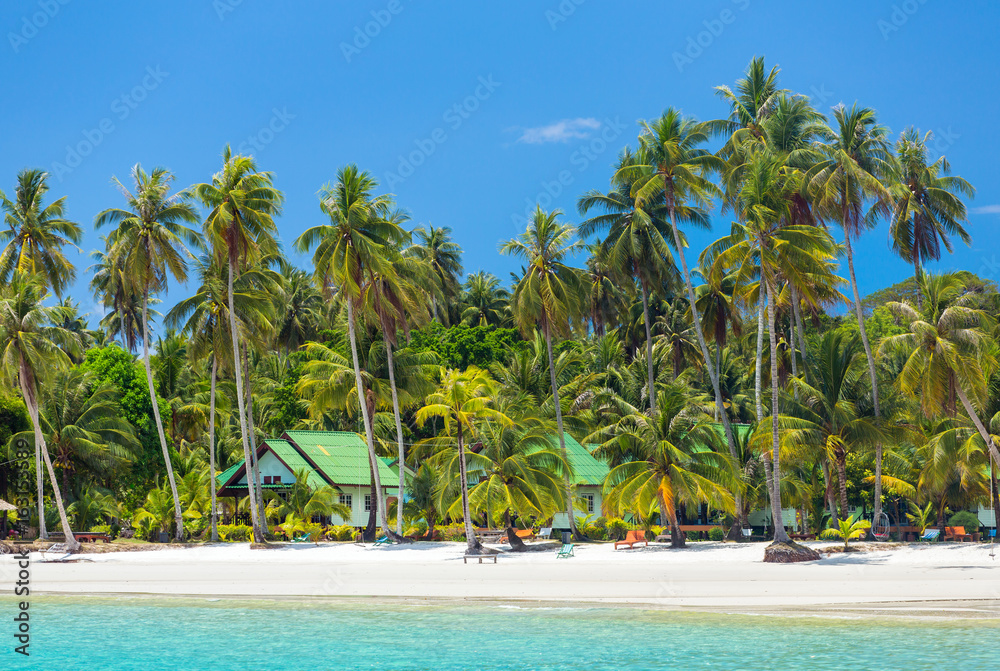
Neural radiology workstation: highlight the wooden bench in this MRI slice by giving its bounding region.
[76,533,111,543]
[614,529,648,549]
[678,524,721,540]
[945,526,974,542]
[463,554,497,564]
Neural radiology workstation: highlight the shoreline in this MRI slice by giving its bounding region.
[5,540,1000,620]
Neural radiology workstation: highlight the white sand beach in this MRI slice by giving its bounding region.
[5,541,1000,616]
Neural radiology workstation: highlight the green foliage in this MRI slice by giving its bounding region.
[605,517,631,541]
[217,524,252,542]
[708,526,725,541]
[410,322,522,369]
[907,501,936,534]
[326,524,357,541]
[839,305,907,343]
[820,515,871,550]
[947,511,981,531]
[438,522,466,542]
[0,393,30,499]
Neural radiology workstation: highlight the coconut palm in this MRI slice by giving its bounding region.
[95,164,201,541]
[406,225,463,323]
[273,264,323,352]
[888,128,974,297]
[880,272,1000,467]
[195,147,283,543]
[294,165,406,540]
[714,56,787,142]
[0,274,80,549]
[579,243,626,338]
[415,367,511,553]
[500,206,585,537]
[598,385,735,548]
[460,271,510,327]
[265,468,350,524]
[0,169,82,297]
[579,146,683,414]
[820,515,871,551]
[463,407,567,552]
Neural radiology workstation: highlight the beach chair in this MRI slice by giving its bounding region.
[944,526,973,542]
[537,527,552,539]
[291,533,311,543]
[375,535,395,545]
[918,529,940,542]
[741,528,752,539]
[557,543,574,558]
[614,529,648,550]
[514,529,535,541]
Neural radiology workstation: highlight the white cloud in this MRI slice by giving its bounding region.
[971,205,1000,215]
[515,117,601,144]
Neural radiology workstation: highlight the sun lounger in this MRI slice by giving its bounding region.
[374,534,394,545]
[614,529,648,549]
[944,526,973,542]
[919,529,940,542]
[291,532,311,543]
[557,543,574,558]
[514,529,535,541]
[537,527,552,539]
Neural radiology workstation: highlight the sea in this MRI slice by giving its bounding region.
[0,596,996,670]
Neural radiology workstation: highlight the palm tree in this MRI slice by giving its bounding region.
[195,147,283,543]
[888,128,974,298]
[406,225,463,324]
[460,271,510,327]
[579,146,682,414]
[464,406,567,552]
[714,56,786,142]
[0,169,82,297]
[807,104,893,522]
[0,274,80,549]
[265,467,350,526]
[501,206,585,537]
[273,264,323,352]
[415,367,510,554]
[96,164,201,541]
[598,386,735,548]
[880,272,1000,467]
[580,243,625,337]
[88,239,146,352]
[294,164,403,540]
[820,515,871,551]
[627,109,744,503]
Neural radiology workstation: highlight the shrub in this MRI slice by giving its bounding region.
[605,517,631,541]
[404,520,428,539]
[217,524,252,542]
[327,525,356,542]
[439,523,466,542]
[708,526,725,542]
[947,511,981,532]
[88,524,121,540]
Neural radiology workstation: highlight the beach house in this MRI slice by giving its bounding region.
[551,433,610,530]
[216,430,401,527]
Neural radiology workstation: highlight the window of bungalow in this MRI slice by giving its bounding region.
[339,494,353,509]
[583,493,594,513]
[364,495,372,512]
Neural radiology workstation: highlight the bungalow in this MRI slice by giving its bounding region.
[551,433,610,530]
[216,430,401,528]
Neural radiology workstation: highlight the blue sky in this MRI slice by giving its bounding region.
[3,1,998,327]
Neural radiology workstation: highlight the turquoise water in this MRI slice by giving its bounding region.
[1,597,997,670]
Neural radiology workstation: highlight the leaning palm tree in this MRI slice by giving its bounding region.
[500,206,585,538]
[294,164,404,540]
[880,272,1000,467]
[0,169,82,297]
[406,225,463,324]
[195,147,283,543]
[416,367,511,554]
[888,128,974,297]
[0,274,80,549]
[96,164,201,541]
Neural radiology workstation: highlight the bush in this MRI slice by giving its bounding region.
[88,524,120,540]
[708,526,725,542]
[439,523,466,542]
[605,517,631,541]
[327,525,357,542]
[404,520,428,539]
[947,511,981,531]
[217,524,252,542]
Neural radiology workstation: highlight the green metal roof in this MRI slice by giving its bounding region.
[215,439,327,490]
[551,433,609,486]
[283,431,398,487]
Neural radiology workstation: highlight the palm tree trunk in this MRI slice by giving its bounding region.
[669,501,685,549]
[504,509,527,552]
[842,229,884,530]
[791,286,808,367]
[242,344,267,534]
[345,299,396,540]
[209,355,219,542]
[141,290,184,542]
[19,372,79,552]
[835,455,849,520]
[639,279,656,415]
[544,323,577,540]
[456,423,481,553]
[383,334,407,536]
[788,319,798,401]
[755,293,765,422]
[227,261,263,543]
[766,277,790,543]
[666,200,741,530]
[955,384,1000,466]
[823,461,838,527]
